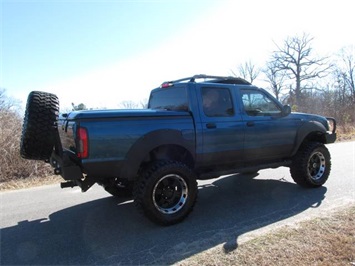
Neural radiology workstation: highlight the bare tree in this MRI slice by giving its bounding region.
[0,88,20,112]
[140,98,148,109]
[328,45,355,125]
[118,100,139,109]
[334,45,355,103]
[0,89,52,181]
[271,33,332,108]
[0,89,7,111]
[263,61,287,101]
[232,60,260,83]
[72,102,87,111]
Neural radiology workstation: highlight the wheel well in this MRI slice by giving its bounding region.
[292,131,327,157]
[144,145,195,169]
[303,131,327,144]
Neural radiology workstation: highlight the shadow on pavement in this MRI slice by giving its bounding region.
[1,174,326,265]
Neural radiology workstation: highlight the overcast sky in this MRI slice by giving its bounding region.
[2,0,354,110]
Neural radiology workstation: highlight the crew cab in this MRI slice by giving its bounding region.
[20,74,337,225]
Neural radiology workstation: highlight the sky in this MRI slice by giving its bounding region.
[1,0,354,111]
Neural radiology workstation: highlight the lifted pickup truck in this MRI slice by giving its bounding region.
[20,74,337,225]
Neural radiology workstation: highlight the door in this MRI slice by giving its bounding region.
[197,86,245,168]
[240,89,301,162]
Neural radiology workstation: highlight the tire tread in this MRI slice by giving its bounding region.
[20,91,59,160]
[290,142,331,188]
[133,160,198,225]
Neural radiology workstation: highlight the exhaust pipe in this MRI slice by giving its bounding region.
[60,181,77,189]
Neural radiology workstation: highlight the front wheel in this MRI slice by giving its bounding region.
[290,142,331,188]
[134,161,198,225]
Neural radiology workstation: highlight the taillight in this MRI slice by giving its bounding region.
[77,127,88,158]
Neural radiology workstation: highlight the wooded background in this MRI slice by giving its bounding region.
[1,33,354,182]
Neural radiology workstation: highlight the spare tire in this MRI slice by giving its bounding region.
[20,91,59,160]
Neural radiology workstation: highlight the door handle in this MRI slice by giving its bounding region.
[247,121,255,127]
[206,123,217,129]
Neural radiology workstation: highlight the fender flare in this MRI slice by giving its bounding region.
[119,129,195,180]
[291,120,327,156]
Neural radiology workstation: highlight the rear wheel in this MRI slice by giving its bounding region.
[20,91,59,160]
[290,142,331,188]
[134,161,198,225]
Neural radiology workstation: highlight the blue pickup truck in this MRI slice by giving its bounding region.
[20,74,337,225]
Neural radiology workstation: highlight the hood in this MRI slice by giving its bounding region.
[289,112,329,130]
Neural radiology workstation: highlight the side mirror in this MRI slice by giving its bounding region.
[281,105,291,117]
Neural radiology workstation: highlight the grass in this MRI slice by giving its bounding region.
[176,204,355,266]
[0,175,63,191]
[337,124,355,142]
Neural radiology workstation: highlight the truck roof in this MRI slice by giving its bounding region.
[160,74,251,88]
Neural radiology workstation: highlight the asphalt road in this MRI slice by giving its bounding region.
[1,141,354,265]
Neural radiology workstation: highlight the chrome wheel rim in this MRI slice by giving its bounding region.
[307,151,326,181]
[152,174,188,214]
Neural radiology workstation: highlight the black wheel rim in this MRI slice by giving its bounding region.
[307,151,326,181]
[152,174,188,214]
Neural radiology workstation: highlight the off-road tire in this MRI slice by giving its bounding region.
[20,91,59,160]
[290,142,331,188]
[133,161,198,225]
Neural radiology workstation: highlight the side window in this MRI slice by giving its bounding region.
[202,87,234,117]
[241,90,281,116]
[149,87,188,111]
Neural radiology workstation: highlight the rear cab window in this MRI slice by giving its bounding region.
[148,86,188,111]
[201,87,234,117]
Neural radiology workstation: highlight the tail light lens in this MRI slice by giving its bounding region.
[77,127,88,158]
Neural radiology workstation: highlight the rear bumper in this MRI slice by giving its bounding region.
[50,151,83,180]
